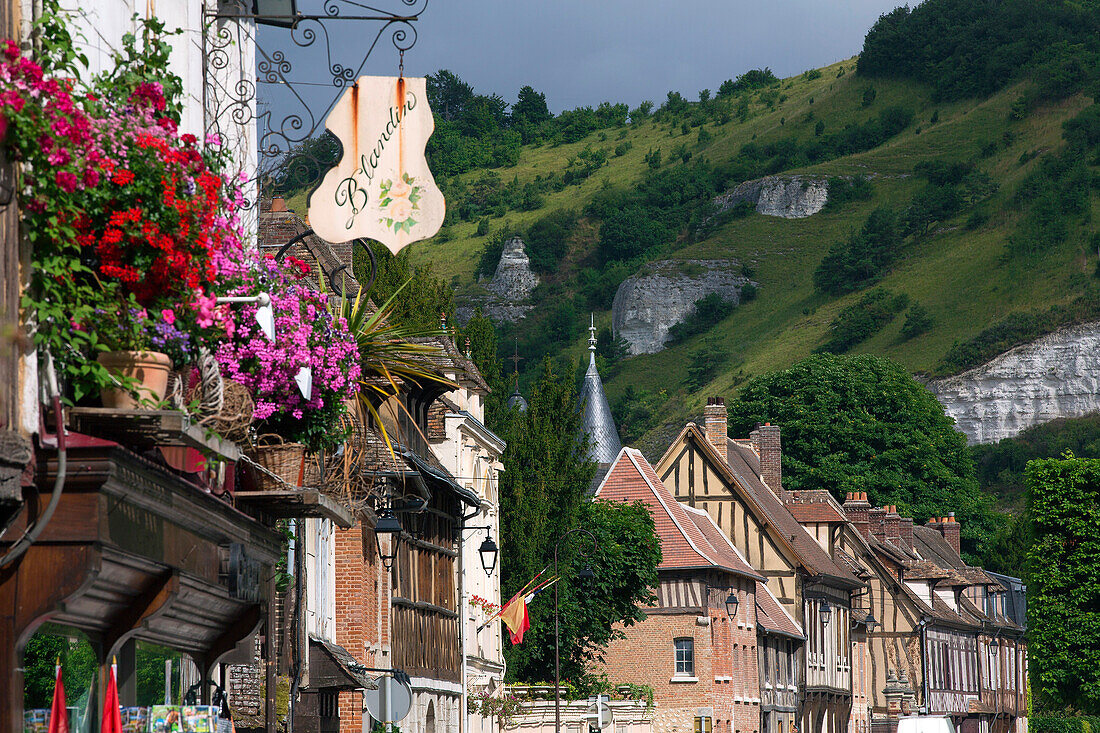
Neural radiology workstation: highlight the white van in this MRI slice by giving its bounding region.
[897,715,957,733]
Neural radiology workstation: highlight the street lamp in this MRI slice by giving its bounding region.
[374,508,402,570]
[478,536,499,576]
[819,600,832,627]
[554,528,599,733]
[725,591,739,621]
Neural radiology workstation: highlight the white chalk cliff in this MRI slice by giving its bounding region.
[712,175,830,220]
[612,260,752,355]
[928,321,1100,444]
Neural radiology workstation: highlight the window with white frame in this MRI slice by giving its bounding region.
[675,637,695,677]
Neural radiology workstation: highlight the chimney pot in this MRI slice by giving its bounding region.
[270,196,286,212]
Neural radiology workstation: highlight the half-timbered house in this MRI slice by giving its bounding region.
[594,447,767,733]
[655,400,864,733]
[831,494,1027,733]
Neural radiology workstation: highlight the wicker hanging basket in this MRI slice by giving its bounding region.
[245,434,306,490]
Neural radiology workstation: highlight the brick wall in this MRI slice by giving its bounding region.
[333,522,390,733]
[595,598,760,733]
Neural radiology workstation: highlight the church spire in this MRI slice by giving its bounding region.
[578,315,622,466]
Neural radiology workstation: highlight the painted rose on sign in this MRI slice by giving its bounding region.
[379,174,422,234]
[308,76,445,253]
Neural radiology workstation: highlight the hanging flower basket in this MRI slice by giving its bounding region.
[96,350,172,409]
[245,434,306,491]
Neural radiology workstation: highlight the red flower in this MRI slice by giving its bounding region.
[112,169,134,186]
[181,133,197,146]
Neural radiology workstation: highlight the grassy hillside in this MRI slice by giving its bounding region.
[287,55,1099,453]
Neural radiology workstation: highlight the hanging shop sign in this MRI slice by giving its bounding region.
[309,75,445,253]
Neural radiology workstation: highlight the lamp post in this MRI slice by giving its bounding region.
[554,528,599,733]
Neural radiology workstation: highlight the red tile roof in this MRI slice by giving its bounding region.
[681,504,763,580]
[595,448,762,580]
[755,580,804,639]
[789,502,848,523]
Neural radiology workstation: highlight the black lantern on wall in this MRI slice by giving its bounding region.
[374,508,402,570]
[819,600,832,627]
[478,536,499,576]
[725,591,740,621]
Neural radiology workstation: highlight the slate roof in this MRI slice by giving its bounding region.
[578,350,622,465]
[595,448,762,579]
[257,209,361,298]
[756,579,804,639]
[407,336,489,392]
[987,571,1027,629]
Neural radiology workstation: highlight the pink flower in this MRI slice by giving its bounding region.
[54,170,78,193]
[160,308,175,325]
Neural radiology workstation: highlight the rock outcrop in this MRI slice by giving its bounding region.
[455,236,539,323]
[487,236,539,301]
[927,321,1100,445]
[712,175,829,219]
[612,260,753,355]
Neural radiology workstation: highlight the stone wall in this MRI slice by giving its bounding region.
[612,260,752,355]
[926,321,1100,444]
[505,698,652,733]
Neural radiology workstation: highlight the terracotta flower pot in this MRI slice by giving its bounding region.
[97,350,173,409]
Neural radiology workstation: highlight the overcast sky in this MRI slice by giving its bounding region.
[257,1,905,143]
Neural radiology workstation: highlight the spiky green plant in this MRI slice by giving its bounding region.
[335,278,457,458]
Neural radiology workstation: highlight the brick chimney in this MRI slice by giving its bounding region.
[749,423,783,496]
[941,512,961,555]
[869,507,887,542]
[843,492,871,539]
[899,517,914,550]
[885,505,902,546]
[704,397,728,458]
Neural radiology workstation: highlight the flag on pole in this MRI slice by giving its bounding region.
[102,656,122,733]
[497,573,560,645]
[47,656,68,733]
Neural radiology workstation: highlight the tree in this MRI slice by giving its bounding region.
[353,242,454,331]
[494,360,660,684]
[426,69,474,121]
[1026,455,1100,713]
[512,85,552,127]
[727,355,993,557]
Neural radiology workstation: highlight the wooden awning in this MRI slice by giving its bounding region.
[0,439,282,679]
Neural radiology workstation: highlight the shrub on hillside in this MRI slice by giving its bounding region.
[934,289,1100,376]
[825,176,874,210]
[900,303,933,339]
[666,293,736,345]
[814,208,902,295]
[815,289,909,354]
[525,210,578,274]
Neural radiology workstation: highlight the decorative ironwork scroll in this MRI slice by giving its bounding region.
[202,0,429,215]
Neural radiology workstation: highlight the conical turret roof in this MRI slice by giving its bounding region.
[578,316,622,465]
